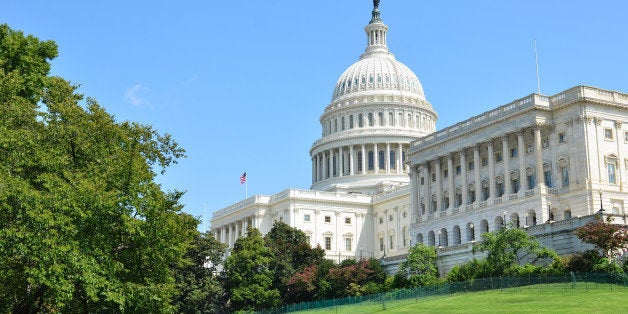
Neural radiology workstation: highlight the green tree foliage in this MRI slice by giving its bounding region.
[224,227,280,311]
[575,219,628,261]
[264,221,324,304]
[173,231,227,314]
[473,227,559,276]
[0,24,195,313]
[395,243,439,288]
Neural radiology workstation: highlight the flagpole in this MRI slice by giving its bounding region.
[534,38,541,94]
[203,203,207,232]
[245,176,248,199]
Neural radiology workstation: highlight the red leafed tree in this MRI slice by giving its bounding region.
[575,219,628,260]
[286,265,318,303]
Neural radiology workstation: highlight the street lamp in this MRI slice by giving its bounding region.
[598,190,605,215]
[546,201,553,223]
[525,212,529,228]
[502,211,507,228]
[469,223,475,241]
[437,230,442,247]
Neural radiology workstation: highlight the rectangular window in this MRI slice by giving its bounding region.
[510,148,518,158]
[608,162,617,184]
[527,175,535,190]
[544,170,552,188]
[443,169,448,178]
[379,217,383,224]
[324,216,331,223]
[481,157,488,167]
[368,151,374,170]
[379,237,384,252]
[306,235,311,244]
[526,143,533,154]
[495,152,503,162]
[542,137,549,148]
[420,177,425,185]
[604,128,613,140]
[468,161,474,170]
[455,165,461,175]
[561,166,569,187]
[325,237,332,250]
[389,235,394,250]
[345,217,351,224]
[345,238,352,251]
[431,173,436,181]
[304,214,311,222]
[512,179,520,193]
[558,132,566,143]
[389,215,393,222]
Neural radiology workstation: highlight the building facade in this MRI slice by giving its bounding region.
[211,2,628,273]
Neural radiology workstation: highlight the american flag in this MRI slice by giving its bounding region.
[240,172,247,184]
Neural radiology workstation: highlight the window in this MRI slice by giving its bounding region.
[341,117,345,130]
[390,151,396,170]
[608,162,617,184]
[358,114,363,127]
[468,161,474,170]
[379,237,384,251]
[368,151,374,170]
[379,217,383,224]
[443,196,449,209]
[325,237,332,250]
[324,216,331,223]
[402,211,407,218]
[345,217,351,224]
[456,165,461,175]
[345,238,352,251]
[389,215,393,222]
[389,235,394,250]
[482,185,489,201]
[304,214,311,222]
[306,235,311,244]
[495,152,503,162]
[512,178,520,193]
[527,175,535,190]
[625,131,628,143]
[349,115,354,129]
[526,143,533,153]
[558,132,566,143]
[443,169,448,178]
[544,170,552,188]
[368,113,374,126]
[496,182,504,197]
[469,187,476,203]
[357,152,363,172]
[604,128,613,140]
[510,148,518,158]
[389,112,394,126]
[542,137,549,148]
[481,157,488,167]
[431,173,436,181]
[378,112,384,126]
[561,166,569,187]
[378,150,385,170]
[334,119,337,132]
[420,177,425,185]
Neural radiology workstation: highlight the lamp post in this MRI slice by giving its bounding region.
[525,212,529,228]
[503,211,507,229]
[546,201,552,223]
[469,223,475,241]
[437,230,441,248]
[598,190,605,215]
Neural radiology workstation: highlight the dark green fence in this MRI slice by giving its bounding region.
[256,272,627,313]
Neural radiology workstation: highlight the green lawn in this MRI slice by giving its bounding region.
[294,283,628,313]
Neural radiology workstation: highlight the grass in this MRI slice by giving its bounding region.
[294,283,628,313]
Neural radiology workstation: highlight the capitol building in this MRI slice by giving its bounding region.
[211,2,628,273]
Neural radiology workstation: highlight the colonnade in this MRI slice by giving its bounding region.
[312,143,408,183]
[412,125,551,215]
[213,215,258,249]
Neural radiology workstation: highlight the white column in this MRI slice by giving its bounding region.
[385,143,391,173]
[425,163,432,213]
[534,125,545,187]
[518,130,527,191]
[329,149,334,178]
[435,158,442,211]
[397,143,403,174]
[373,143,379,172]
[234,220,240,240]
[411,167,419,216]
[447,153,455,210]
[460,149,468,206]
[312,156,316,183]
[615,121,624,188]
[473,145,481,204]
[338,146,344,177]
[349,145,355,175]
[316,153,321,182]
[361,144,366,174]
[502,136,511,195]
[488,140,496,200]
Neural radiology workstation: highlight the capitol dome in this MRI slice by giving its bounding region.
[310,1,438,194]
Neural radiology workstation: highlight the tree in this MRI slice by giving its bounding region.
[264,221,324,304]
[0,24,193,313]
[575,219,628,261]
[224,227,280,312]
[173,230,227,313]
[396,243,439,287]
[473,227,559,275]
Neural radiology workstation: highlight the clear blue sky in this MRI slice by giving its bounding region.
[4,1,627,230]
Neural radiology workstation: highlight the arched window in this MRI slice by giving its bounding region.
[389,112,394,126]
[349,115,354,129]
[510,213,520,228]
[427,231,435,247]
[334,119,338,133]
[452,225,461,245]
[466,222,475,241]
[416,233,424,245]
[543,163,552,188]
[398,112,404,127]
[378,112,384,126]
[358,114,363,127]
[378,150,385,170]
[558,157,569,187]
[368,113,374,126]
[332,155,337,177]
[368,151,374,171]
[439,228,448,247]
[407,114,412,128]
[402,227,408,247]
[563,209,572,220]
[480,219,489,234]
[341,117,345,130]
[390,150,396,170]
